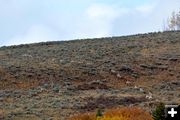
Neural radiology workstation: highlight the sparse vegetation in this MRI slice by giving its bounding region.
[0,31,179,119]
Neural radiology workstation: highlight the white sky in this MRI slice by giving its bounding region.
[0,0,180,46]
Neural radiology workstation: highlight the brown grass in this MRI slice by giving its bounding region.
[68,107,153,120]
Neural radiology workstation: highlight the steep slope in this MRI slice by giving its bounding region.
[0,31,180,120]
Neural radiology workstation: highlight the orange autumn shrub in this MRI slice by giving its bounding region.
[68,107,153,120]
[102,107,153,120]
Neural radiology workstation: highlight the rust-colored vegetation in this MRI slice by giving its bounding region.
[68,107,153,120]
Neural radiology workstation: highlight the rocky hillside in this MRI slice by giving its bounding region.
[0,31,180,120]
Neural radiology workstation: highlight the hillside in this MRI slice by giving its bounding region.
[0,31,180,120]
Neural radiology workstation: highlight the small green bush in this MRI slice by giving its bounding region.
[152,102,165,120]
[96,108,103,118]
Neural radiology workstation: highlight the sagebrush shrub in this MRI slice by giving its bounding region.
[68,112,96,120]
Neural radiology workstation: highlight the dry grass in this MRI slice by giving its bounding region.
[68,112,96,120]
[68,107,153,120]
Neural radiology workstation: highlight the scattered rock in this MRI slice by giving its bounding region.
[134,86,138,89]
[145,92,153,100]
[0,31,180,120]
[139,88,144,93]
[125,81,132,85]
[116,73,122,78]
[110,69,116,74]
[22,54,32,58]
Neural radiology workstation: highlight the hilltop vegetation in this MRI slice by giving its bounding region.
[0,31,180,120]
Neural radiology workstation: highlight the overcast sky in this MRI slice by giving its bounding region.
[0,0,180,46]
